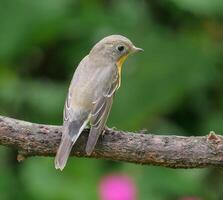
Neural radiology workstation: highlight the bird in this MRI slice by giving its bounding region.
[55,35,143,170]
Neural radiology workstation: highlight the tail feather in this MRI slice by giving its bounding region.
[55,118,89,170]
[55,135,73,171]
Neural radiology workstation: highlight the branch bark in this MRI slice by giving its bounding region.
[0,115,223,168]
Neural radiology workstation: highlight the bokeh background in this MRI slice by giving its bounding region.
[0,0,223,199]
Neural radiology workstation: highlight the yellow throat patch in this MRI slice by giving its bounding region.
[116,54,128,88]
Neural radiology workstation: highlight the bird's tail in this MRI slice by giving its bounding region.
[55,119,89,170]
[55,133,73,171]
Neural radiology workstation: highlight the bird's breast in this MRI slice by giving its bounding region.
[116,55,128,88]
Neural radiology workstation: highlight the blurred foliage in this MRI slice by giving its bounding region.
[0,0,223,199]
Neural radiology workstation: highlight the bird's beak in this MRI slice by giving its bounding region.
[132,45,144,53]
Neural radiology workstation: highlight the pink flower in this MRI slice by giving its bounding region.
[99,174,137,200]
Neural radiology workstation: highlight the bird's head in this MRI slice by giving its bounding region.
[90,35,143,65]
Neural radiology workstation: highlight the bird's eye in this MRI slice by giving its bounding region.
[117,45,125,52]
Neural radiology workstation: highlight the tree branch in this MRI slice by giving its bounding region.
[0,115,223,168]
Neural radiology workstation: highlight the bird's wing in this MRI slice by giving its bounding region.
[55,56,90,170]
[63,55,90,125]
[63,86,73,123]
[85,71,119,155]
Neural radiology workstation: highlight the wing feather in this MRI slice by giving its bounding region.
[55,56,90,170]
[63,88,73,122]
[85,71,119,155]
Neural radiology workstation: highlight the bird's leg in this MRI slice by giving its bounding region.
[102,126,117,138]
[101,126,108,138]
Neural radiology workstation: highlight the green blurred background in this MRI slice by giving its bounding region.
[0,0,223,199]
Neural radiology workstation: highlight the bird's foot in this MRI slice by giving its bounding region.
[105,126,117,132]
[101,126,117,138]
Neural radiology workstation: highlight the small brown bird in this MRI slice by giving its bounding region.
[55,35,143,170]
